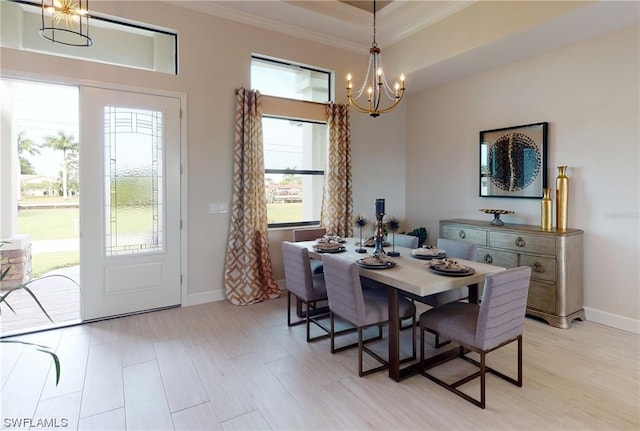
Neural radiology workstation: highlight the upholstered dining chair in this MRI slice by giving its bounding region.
[422,237,478,347]
[389,233,419,249]
[293,227,327,275]
[419,266,532,409]
[282,241,331,342]
[322,254,417,377]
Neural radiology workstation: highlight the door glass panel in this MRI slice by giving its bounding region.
[104,106,163,256]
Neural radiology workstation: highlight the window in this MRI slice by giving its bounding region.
[252,56,333,228]
[1,0,177,74]
[263,117,326,227]
[251,56,331,103]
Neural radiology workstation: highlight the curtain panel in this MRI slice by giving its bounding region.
[321,104,353,237]
[224,88,281,305]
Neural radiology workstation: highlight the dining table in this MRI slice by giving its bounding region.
[301,237,506,382]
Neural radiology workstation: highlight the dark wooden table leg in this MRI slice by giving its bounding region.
[387,285,401,381]
[468,282,479,304]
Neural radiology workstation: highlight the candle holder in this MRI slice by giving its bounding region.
[373,214,386,258]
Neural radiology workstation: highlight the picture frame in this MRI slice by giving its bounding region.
[479,122,548,198]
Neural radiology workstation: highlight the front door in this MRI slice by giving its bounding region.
[80,87,182,320]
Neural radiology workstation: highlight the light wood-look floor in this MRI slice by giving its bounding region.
[1,296,638,430]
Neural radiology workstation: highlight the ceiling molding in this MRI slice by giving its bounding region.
[166,1,471,53]
[380,1,474,46]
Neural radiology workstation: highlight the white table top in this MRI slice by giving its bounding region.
[302,237,505,297]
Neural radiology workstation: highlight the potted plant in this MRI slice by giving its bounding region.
[385,216,401,256]
[353,214,368,253]
[0,241,73,385]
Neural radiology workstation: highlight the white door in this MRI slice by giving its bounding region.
[80,87,182,320]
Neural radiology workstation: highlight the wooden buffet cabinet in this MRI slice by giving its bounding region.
[439,219,585,329]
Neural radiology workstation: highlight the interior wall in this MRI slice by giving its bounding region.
[0,1,407,302]
[405,25,639,331]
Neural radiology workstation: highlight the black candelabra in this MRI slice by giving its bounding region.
[373,198,386,258]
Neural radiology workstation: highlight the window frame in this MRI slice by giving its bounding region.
[253,55,333,229]
[263,115,327,229]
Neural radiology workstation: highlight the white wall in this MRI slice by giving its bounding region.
[405,25,639,331]
[1,1,407,302]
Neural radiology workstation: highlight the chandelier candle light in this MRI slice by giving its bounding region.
[40,0,93,47]
[346,0,405,117]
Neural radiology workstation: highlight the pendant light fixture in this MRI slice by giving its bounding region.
[346,0,405,118]
[40,0,93,47]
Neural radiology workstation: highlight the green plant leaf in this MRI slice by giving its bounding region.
[1,339,61,386]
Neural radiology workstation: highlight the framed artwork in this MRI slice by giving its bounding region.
[479,122,548,198]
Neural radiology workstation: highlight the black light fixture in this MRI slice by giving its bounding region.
[346,0,405,118]
[40,0,93,47]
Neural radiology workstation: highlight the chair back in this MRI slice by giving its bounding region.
[322,254,367,327]
[392,233,419,249]
[282,241,317,300]
[293,227,327,242]
[476,266,532,350]
[437,237,477,261]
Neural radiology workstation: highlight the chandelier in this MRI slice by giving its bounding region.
[346,0,405,118]
[40,0,93,47]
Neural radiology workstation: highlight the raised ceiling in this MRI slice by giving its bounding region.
[168,1,639,92]
[169,1,472,53]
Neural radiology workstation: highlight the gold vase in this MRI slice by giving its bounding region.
[556,166,569,230]
[541,188,552,230]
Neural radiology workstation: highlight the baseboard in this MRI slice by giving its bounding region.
[182,288,227,306]
[182,280,286,307]
[584,307,640,334]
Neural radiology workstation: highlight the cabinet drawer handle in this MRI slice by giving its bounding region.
[459,230,466,239]
[483,254,493,264]
[515,237,526,247]
[531,262,545,273]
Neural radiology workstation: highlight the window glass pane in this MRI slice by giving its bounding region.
[251,57,330,103]
[1,0,177,74]
[263,117,326,225]
[104,106,163,256]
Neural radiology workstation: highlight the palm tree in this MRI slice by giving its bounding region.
[42,131,78,199]
[17,131,40,175]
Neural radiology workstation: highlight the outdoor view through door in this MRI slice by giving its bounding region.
[0,80,182,333]
[1,80,80,335]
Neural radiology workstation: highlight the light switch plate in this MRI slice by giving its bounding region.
[209,202,229,214]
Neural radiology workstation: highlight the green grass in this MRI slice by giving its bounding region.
[267,203,302,223]
[18,205,155,276]
[31,251,79,278]
[18,208,79,241]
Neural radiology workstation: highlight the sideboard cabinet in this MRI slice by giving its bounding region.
[439,219,585,329]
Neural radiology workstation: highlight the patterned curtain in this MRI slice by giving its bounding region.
[320,104,353,237]
[224,88,281,305]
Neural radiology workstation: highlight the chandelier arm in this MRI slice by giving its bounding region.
[347,96,377,114]
[375,91,405,114]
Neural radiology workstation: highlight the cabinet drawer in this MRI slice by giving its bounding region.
[440,224,487,246]
[477,247,518,268]
[527,280,556,314]
[519,254,556,283]
[489,231,556,256]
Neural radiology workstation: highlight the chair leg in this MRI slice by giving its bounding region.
[517,335,523,386]
[330,312,336,353]
[358,327,364,376]
[479,351,486,409]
